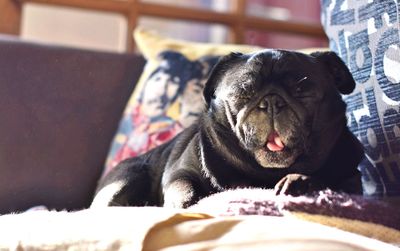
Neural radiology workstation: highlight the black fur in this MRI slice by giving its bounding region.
[92,50,364,208]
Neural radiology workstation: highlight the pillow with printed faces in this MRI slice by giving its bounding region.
[320,0,400,196]
[102,28,261,177]
[104,51,219,175]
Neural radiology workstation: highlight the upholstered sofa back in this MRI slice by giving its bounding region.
[0,36,145,214]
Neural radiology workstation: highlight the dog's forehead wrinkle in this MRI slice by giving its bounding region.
[245,50,282,74]
[246,53,264,71]
[216,69,257,98]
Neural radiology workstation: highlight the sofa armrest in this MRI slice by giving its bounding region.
[0,37,146,214]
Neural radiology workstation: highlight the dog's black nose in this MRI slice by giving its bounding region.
[258,95,286,113]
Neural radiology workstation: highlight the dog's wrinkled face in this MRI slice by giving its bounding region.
[203,50,356,171]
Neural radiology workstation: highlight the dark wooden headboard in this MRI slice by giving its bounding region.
[0,0,327,52]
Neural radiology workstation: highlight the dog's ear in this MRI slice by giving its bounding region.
[310,51,356,95]
[203,52,243,106]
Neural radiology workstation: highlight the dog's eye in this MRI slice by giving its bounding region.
[294,77,308,93]
[233,88,253,103]
[228,94,250,105]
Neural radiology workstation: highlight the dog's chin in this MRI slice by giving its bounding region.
[254,148,301,168]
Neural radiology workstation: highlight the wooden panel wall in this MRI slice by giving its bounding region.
[0,0,21,35]
[1,0,327,52]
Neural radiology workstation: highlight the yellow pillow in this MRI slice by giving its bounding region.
[130,27,263,103]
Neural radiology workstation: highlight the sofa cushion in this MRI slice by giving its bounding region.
[321,0,400,196]
[0,37,145,214]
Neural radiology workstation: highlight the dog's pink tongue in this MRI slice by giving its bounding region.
[266,132,285,152]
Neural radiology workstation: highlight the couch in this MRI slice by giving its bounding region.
[0,35,146,214]
[0,32,399,250]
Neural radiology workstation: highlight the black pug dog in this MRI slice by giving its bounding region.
[92,50,364,208]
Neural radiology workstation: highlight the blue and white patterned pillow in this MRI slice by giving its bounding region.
[321,0,400,196]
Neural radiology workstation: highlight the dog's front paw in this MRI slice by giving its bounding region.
[274,174,323,196]
[163,179,198,208]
